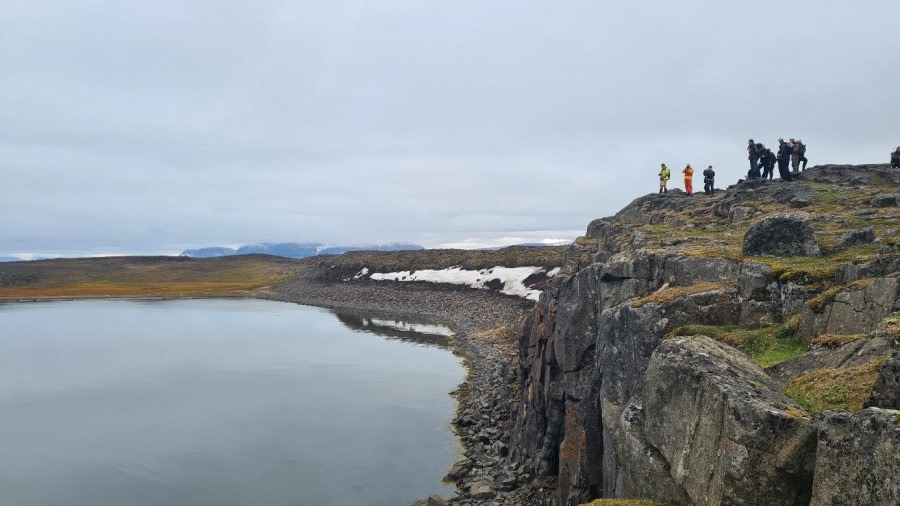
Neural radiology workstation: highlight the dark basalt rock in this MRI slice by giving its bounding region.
[742,213,821,257]
[833,226,876,252]
[643,336,817,506]
[811,408,900,505]
[871,192,900,207]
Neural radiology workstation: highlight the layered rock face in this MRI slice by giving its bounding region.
[510,165,900,505]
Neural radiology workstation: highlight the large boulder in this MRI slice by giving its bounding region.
[833,226,876,252]
[743,213,820,257]
[609,403,692,505]
[643,336,817,505]
[870,193,900,207]
[810,408,900,505]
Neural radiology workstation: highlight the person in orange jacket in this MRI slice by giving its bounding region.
[682,164,694,195]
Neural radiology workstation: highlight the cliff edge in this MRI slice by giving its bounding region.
[511,165,900,505]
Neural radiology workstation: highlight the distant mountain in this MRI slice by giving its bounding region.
[179,247,240,258]
[0,256,24,262]
[180,242,423,259]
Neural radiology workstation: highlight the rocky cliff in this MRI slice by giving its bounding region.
[511,165,900,505]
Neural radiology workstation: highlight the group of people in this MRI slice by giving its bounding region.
[746,138,807,181]
[658,163,715,196]
[656,142,900,197]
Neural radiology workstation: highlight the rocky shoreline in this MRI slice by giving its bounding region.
[272,278,551,505]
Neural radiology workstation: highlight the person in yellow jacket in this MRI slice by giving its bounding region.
[682,164,694,195]
[658,163,670,194]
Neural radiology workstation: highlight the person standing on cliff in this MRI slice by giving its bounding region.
[892,147,900,168]
[790,138,802,174]
[759,144,775,180]
[777,138,793,181]
[748,139,759,178]
[796,139,808,171]
[703,165,715,195]
[659,163,670,193]
[682,164,694,195]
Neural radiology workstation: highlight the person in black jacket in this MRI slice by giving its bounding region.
[703,165,716,195]
[759,144,775,180]
[777,138,793,181]
[892,147,900,169]
[747,139,759,178]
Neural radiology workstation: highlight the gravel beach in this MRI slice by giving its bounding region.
[272,278,552,505]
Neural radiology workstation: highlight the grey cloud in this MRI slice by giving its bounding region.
[2,1,899,256]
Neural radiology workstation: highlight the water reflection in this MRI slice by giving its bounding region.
[0,299,463,506]
[332,311,454,349]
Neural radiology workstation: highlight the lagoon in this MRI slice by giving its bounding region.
[0,299,464,505]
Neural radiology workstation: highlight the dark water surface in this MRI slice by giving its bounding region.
[0,299,464,506]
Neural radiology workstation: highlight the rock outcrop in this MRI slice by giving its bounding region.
[640,336,817,505]
[796,277,900,342]
[810,408,900,505]
[742,213,820,257]
[508,165,900,505]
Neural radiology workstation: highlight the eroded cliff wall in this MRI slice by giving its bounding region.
[511,165,900,505]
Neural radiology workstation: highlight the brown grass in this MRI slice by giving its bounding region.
[810,333,866,348]
[0,255,298,300]
[471,324,518,344]
[784,357,889,414]
[630,281,729,308]
[0,282,272,299]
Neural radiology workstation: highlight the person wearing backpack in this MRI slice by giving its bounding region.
[892,147,900,169]
[682,164,694,195]
[759,144,775,180]
[752,143,765,178]
[790,138,802,173]
[796,139,808,171]
[747,139,759,178]
[703,165,716,195]
[777,138,793,181]
[659,163,671,193]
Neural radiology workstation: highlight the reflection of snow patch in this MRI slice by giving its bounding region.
[368,318,453,336]
[369,266,553,300]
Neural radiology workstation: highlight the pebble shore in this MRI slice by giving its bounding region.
[272,279,553,505]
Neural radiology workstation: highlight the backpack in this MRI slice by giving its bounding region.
[798,143,807,157]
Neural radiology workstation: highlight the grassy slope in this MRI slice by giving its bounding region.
[0,255,300,299]
[0,246,568,300]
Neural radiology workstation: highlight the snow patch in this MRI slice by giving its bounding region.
[368,265,553,300]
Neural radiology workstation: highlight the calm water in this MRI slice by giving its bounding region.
[0,299,464,506]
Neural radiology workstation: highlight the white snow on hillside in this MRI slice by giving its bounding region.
[366,265,560,300]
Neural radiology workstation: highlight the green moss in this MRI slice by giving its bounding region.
[574,236,597,246]
[671,323,807,368]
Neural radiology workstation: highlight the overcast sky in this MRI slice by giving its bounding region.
[2,1,899,257]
